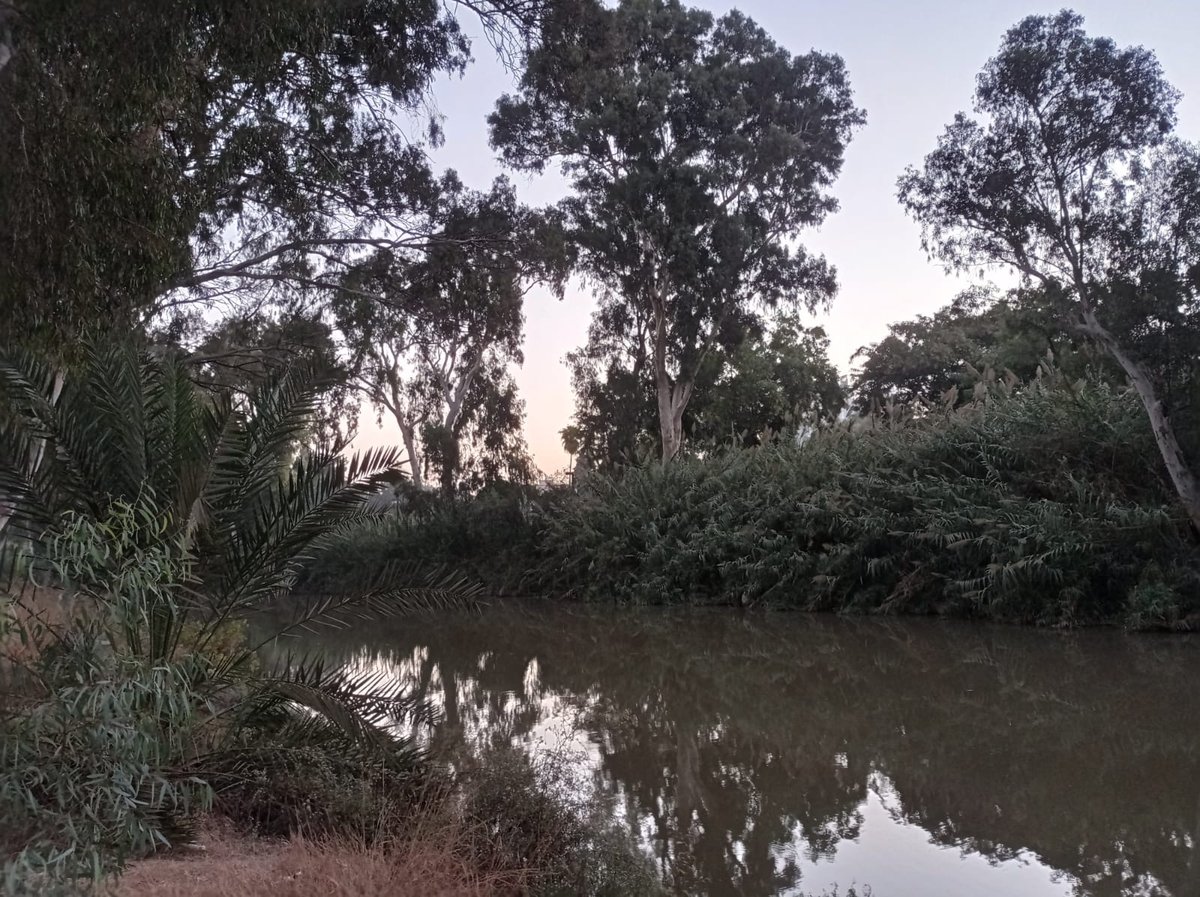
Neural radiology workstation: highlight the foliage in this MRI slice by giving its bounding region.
[688,315,845,447]
[1,0,467,348]
[567,344,660,471]
[851,287,1102,412]
[303,481,561,595]
[531,373,1200,627]
[166,308,357,452]
[337,174,564,491]
[898,9,1200,529]
[571,314,845,468]
[491,0,864,459]
[559,426,583,465]
[0,0,559,489]
[1,504,211,887]
[0,343,477,889]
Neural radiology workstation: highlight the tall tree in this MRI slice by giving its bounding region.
[337,174,565,489]
[899,10,1200,530]
[851,288,1097,412]
[0,0,547,352]
[569,313,844,465]
[176,308,357,451]
[690,316,845,446]
[490,0,864,460]
[566,311,660,470]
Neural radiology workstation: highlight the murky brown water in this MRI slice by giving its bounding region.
[282,602,1200,897]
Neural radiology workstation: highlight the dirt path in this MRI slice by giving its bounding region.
[112,820,517,897]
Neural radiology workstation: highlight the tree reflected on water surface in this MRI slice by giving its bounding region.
[266,605,1200,897]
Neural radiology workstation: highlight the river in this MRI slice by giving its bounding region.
[277,602,1200,897]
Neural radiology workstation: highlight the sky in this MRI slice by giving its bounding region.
[354,0,1200,475]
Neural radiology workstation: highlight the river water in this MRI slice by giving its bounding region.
[286,602,1199,897]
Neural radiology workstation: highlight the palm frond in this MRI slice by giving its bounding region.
[257,562,482,653]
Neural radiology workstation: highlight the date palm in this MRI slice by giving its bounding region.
[0,342,473,879]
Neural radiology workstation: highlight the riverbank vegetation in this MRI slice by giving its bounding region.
[1,0,1198,891]
[0,349,657,894]
[537,372,1200,627]
[316,363,1200,628]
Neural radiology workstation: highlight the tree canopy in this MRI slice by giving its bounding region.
[569,313,844,468]
[336,174,566,491]
[0,0,546,352]
[850,288,1099,412]
[899,10,1200,529]
[490,0,863,460]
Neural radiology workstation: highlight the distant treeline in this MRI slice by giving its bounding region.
[309,370,1200,630]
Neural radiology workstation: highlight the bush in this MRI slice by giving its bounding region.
[1,505,212,888]
[0,346,476,889]
[531,379,1200,628]
[303,481,565,595]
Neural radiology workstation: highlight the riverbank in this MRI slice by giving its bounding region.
[0,586,658,896]
[309,379,1200,629]
[112,817,518,897]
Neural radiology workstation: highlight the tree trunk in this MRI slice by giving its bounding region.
[657,383,688,462]
[652,301,692,463]
[399,422,423,490]
[1085,310,1200,533]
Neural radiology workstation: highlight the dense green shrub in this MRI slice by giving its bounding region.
[532,379,1200,627]
[304,480,564,594]
[0,346,473,889]
[1,505,212,888]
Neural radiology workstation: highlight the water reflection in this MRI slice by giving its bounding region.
[265,604,1200,897]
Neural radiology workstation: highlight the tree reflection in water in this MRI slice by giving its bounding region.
[263,604,1200,897]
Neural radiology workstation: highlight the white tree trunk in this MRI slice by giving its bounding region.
[398,421,423,490]
[651,298,693,463]
[1084,310,1200,533]
[656,384,687,462]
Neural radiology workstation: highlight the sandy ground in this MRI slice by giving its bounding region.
[111,821,294,897]
[110,819,518,897]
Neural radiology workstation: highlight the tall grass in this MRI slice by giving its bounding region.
[533,378,1200,627]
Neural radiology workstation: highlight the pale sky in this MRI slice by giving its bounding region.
[355,0,1200,475]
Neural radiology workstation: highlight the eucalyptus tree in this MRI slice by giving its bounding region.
[851,289,1096,412]
[569,313,843,465]
[689,316,845,446]
[0,0,548,352]
[337,174,566,490]
[490,0,864,461]
[183,309,357,451]
[566,304,661,470]
[899,10,1200,529]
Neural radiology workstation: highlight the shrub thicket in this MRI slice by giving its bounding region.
[303,480,563,595]
[0,346,468,890]
[532,378,1200,628]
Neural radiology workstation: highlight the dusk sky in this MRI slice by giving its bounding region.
[355,0,1200,474]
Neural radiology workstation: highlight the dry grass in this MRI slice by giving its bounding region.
[112,818,526,897]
